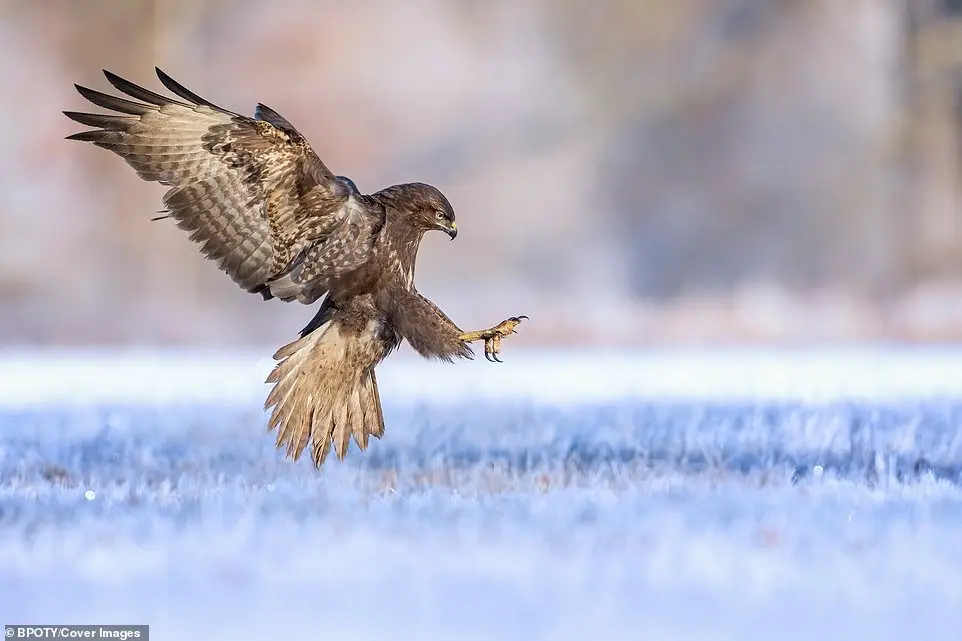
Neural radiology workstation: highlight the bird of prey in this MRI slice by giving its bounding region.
[64,68,526,469]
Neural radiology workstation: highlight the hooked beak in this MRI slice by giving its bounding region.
[446,221,458,240]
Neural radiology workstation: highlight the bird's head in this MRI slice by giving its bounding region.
[391,182,458,240]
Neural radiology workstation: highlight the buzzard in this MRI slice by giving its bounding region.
[64,68,526,469]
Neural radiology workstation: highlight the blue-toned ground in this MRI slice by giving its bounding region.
[1,349,962,641]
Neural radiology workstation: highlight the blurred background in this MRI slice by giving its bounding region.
[3,0,962,347]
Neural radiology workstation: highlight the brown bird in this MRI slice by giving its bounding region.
[64,68,526,469]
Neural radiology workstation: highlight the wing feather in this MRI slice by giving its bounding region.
[254,103,298,135]
[155,67,228,110]
[104,69,189,107]
[65,68,379,298]
[73,84,152,115]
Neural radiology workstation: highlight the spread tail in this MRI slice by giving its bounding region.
[264,320,385,469]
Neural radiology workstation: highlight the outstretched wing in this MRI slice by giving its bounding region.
[64,68,369,298]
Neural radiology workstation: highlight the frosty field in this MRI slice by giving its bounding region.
[2,348,962,641]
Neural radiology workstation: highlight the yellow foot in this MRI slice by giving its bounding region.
[459,316,528,362]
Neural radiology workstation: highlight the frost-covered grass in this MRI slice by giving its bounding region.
[2,348,962,641]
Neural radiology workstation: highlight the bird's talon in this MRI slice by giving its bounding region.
[461,315,524,363]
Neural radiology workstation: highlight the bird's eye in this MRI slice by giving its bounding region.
[435,211,445,220]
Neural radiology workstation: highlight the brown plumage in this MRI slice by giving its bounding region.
[65,68,526,469]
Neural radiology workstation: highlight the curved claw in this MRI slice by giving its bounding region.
[491,352,503,363]
[485,350,497,363]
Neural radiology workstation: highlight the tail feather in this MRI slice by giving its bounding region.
[347,388,368,451]
[363,370,386,439]
[332,401,351,460]
[310,405,333,468]
[264,319,387,469]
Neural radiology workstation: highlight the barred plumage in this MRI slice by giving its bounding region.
[65,68,522,470]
